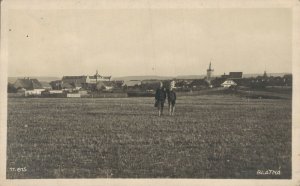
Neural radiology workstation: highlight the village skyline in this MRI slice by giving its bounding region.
[7,71,292,79]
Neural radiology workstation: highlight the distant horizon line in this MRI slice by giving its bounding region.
[7,72,292,78]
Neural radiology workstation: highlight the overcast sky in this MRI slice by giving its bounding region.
[7,8,291,77]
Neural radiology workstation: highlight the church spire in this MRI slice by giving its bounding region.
[206,61,214,85]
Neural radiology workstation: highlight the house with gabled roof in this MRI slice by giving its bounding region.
[13,78,43,90]
[61,75,88,90]
[221,79,237,88]
[13,78,45,96]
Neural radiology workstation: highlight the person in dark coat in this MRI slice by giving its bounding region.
[155,82,166,116]
[167,87,176,116]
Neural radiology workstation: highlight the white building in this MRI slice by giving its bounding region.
[221,80,237,88]
[25,89,45,96]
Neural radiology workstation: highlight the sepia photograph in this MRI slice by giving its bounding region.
[1,0,300,185]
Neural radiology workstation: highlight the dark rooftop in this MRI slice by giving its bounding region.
[229,72,243,79]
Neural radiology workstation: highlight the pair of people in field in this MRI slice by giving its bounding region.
[155,82,176,116]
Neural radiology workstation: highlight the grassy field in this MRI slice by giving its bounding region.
[7,95,291,179]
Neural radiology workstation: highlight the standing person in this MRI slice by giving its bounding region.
[155,82,166,116]
[167,87,176,116]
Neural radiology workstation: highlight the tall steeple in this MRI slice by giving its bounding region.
[207,62,214,83]
[95,70,100,83]
[263,70,267,78]
[263,64,267,78]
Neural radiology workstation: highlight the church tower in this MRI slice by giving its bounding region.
[206,62,214,83]
[263,70,267,78]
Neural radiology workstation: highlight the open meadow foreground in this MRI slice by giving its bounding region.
[7,95,291,179]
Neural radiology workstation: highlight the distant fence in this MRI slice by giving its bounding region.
[85,93,128,98]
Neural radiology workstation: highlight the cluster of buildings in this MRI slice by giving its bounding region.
[8,64,292,97]
[8,71,121,97]
[50,70,113,91]
[204,62,243,88]
[9,78,46,97]
[169,64,291,92]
